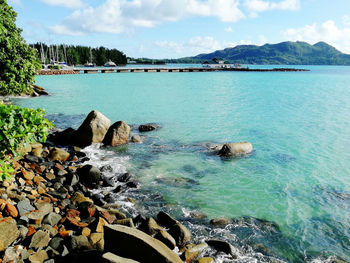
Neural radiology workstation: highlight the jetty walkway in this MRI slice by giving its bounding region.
[37,67,309,75]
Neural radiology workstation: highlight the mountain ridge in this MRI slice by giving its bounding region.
[171,41,350,65]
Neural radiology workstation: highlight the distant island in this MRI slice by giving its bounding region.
[165,41,350,65]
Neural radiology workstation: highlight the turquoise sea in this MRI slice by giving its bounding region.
[15,65,350,262]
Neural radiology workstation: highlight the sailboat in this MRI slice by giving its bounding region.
[84,49,95,67]
[104,60,116,67]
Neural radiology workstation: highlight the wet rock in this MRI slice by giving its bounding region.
[218,142,253,157]
[69,235,91,251]
[43,212,62,226]
[168,222,192,248]
[157,211,178,228]
[77,165,101,186]
[131,135,143,143]
[102,121,131,147]
[108,209,127,220]
[138,123,160,132]
[91,193,106,206]
[49,147,70,162]
[79,202,96,219]
[189,211,207,219]
[181,243,208,263]
[126,180,139,188]
[140,217,164,235]
[0,217,20,251]
[102,175,115,187]
[101,164,113,173]
[29,250,49,263]
[206,239,238,259]
[29,230,50,249]
[73,110,111,147]
[104,224,183,263]
[154,230,176,250]
[210,217,232,226]
[232,216,280,233]
[65,171,79,186]
[117,172,133,183]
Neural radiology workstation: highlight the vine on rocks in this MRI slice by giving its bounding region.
[0,104,54,180]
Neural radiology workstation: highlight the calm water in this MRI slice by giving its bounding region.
[15,65,350,262]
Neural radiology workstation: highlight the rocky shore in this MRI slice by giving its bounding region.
[37,70,79,76]
[0,110,255,263]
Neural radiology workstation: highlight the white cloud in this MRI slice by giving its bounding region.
[40,0,85,9]
[283,20,350,54]
[244,0,299,15]
[49,0,245,35]
[155,36,254,57]
[225,26,234,32]
[343,15,350,26]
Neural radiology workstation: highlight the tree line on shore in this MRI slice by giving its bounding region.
[32,43,128,66]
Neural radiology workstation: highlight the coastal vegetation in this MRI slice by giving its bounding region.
[32,43,127,66]
[0,0,40,96]
[167,41,350,65]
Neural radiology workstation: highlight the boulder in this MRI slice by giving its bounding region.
[140,217,164,235]
[77,165,101,186]
[103,121,131,147]
[168,222,192,248]
[157,211,178,228]
[206,239,238,259]
[154,230,176,250]
[0,217,20,251]
[104,224,183,263]
[218,142,253,157]
[138,123,160,132]
[73,110,111,147]
[48,128,76,146]
[181,243,208,263]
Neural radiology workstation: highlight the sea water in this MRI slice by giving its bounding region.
[14,65,350,262]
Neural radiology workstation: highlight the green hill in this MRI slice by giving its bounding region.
[173,41,350,65]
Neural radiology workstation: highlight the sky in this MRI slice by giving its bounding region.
[8,0,350,58]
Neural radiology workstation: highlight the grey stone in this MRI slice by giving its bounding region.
[43,212,62,226]
[35,202,53,217]
[70,235,91,251]
[131,135,142,143]
[17,199,35,216]
[138,123,160,132]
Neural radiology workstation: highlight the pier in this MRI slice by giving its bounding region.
[37,67,309,75]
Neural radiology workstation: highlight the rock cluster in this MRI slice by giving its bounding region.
[37,70,79,76]
[48,110,151,148]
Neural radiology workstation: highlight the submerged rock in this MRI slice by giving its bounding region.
[73,110,111,147]
[103,121,131,147]
[218,142,253,157]
[104,224,183,263]
[138,123,160,132]
[131,134,143,143]
[210,217,232,226]
[77,165,101,186]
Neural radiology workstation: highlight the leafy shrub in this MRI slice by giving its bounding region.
[0,104,54,180]
[0,0,40,95]
[48,65,60,70]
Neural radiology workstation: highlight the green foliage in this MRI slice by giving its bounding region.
[0,104,54,180]
[173,41,350,65]
[48,65,60,70]
[0,0,40,95]
[0,104,54,157]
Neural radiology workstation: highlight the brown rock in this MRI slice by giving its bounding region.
[21,168,34,180]
[182,243,208,263]
[100,210,116,224]
[71,192,93,206]
[102,121,131,146]
[209,217,232,226]
[4,203,18,218]
[74,110,111,147]
[0,217,19,251]
[168,222,192,248]
[29,250,48,263]
[154,230,176,250]
[197,257,214,263]
[115,218,135,228]
[49,147,70,162]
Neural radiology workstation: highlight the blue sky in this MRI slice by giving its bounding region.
[9,0,350,58]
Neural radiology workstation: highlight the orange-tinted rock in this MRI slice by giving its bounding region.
[27,226,36,237]
[21,168,34,180]
[99,210,115,224]
[4,203,18,218]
